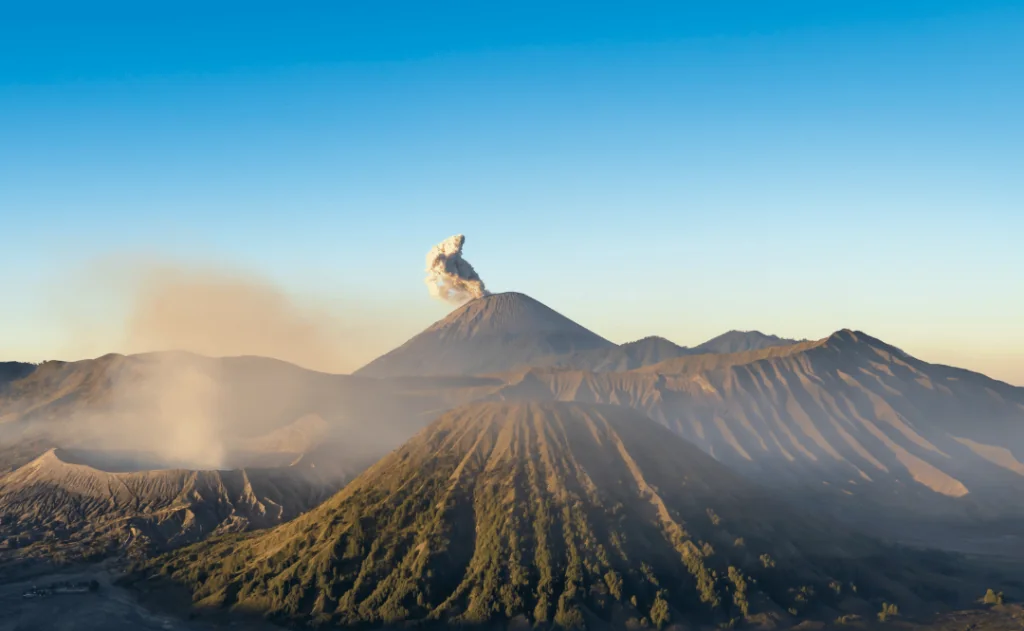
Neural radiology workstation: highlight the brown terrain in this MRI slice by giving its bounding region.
[2,292,1024,629]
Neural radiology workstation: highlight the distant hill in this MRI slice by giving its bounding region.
[145,401,988,628]
[544,332,803,373]
[689,330,800,355]
[355,292,616,377]
[546,336,692,372]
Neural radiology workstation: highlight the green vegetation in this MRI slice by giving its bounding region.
[878,602,899,621]
[140,402,993,629]
[728,566,749,617]
[650,591,670,629]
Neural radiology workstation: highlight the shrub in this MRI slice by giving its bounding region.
[604,571,623,600]
[877,602,899,621]
[983,588,1004,605]
[650,591,670,629]
[728,566,749,616]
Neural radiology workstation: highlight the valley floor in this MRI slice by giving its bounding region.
[3,557,1024,631]
[0,559,267,631]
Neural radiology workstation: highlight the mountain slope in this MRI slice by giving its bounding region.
[0,448,331,563]
[147,402,979,629]
[485,332,1024,548]
[355,292,615,377]
[690,331,800,355]
[547,336,691,372]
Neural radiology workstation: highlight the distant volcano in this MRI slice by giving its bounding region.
[355,292,615,377]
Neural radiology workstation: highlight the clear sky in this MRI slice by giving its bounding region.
[2,1,1022,384]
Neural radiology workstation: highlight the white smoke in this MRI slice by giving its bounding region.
[424,234,490,304]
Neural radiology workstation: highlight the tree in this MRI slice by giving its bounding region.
[877,602,899,622]
[604,571,623,600]
[728,567,749,617]
[650,591,670,629]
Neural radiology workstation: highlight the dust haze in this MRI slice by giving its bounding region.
[70,354,229,470]
[125,267,355,373]
[25,261,423,471]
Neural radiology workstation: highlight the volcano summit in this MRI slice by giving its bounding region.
[356,292,615,377]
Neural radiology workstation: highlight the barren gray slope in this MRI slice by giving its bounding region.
[0,448,333,562]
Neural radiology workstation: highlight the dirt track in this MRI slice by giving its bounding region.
[0,561,228,631]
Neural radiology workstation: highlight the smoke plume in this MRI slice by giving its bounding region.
[425,234,490,304]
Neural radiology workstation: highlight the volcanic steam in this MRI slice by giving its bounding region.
[424,234,489,304]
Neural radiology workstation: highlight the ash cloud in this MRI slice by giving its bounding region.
[425,234,490,304]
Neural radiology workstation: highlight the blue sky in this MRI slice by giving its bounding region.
[1,1,1022,383]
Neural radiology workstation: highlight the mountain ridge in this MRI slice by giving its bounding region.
[0,447,332,562]
[690,330,801,355]
[142,401,992,628]
[479,330,1024,552]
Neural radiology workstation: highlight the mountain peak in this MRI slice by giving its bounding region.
[691,329,799,355]
[820,329,903,354]
[355,292,614,377]
[623,335,685,348]
[424,291,598,340]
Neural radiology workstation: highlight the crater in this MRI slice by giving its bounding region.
[54,448,299,472]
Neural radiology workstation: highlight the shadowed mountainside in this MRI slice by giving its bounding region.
[142,402,992,629]
[690,331,801,355]
[0,361,36,388]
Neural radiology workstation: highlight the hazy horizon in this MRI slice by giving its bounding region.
[2,2,1021,385]
[6,282,1022,387]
